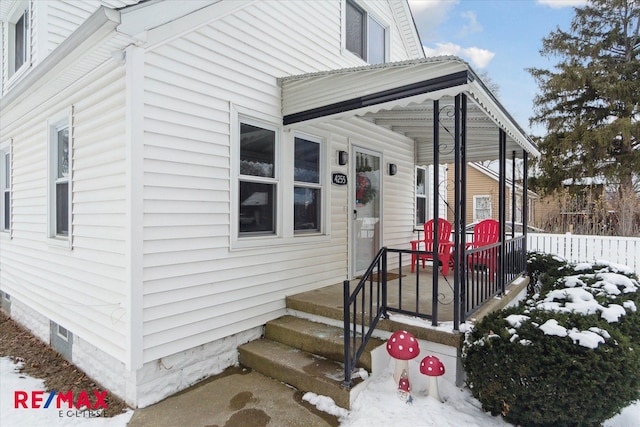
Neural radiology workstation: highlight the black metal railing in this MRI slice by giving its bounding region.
[343,247,436,387]
[464,242,501,316]
[343,239,527,386]
[463,236,528,318]
[343,247,387,387]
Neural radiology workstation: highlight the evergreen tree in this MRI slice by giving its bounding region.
[529,0,639,235]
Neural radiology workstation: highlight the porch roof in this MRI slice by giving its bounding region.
[279,57,540,163]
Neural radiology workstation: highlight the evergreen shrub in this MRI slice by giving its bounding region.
[462,253,640,427]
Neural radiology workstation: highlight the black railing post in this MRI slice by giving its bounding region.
[342,279,351,387]
[523,150,529,258]
[498,129,506,295]
[382,249,388,318]
[432,100,440,326]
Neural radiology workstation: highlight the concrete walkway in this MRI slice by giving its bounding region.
[127,366,339,427]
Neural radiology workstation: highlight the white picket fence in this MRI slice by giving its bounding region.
[527,233,640,273]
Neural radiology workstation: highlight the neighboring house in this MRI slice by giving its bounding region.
[0,0,539,408]
[445,162,538,226]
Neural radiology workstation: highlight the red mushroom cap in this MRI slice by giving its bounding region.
[398,377,410,392]
[386,330,420,360]
[420,355,445,376]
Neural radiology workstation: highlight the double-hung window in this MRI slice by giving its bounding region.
[474,195,492,221]
[8,3,29,78]
[345,0,387,64]
[1,148,10,232]
[48,115,71,239]
[239,120,278,236]
[415,167,427,226]
[294,135,322,233]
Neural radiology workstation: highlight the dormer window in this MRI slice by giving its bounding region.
[345,0,387,64]
[8,2,30,78]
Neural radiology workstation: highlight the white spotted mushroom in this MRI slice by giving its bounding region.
[420,355,445,402]
[386,330,420,384]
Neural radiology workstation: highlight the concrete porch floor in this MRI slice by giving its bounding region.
[286,266,529,349]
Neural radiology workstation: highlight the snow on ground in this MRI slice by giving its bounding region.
[2,260,639,426]
[0,358,133,427]
[2,355,638,427]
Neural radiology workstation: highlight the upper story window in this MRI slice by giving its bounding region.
[239,120,278,236]
[345,0,387,64]
[1,148,10,232]
[7,2,30,78]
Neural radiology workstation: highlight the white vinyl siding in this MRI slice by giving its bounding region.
[0,61,128,362]
[45,1,141,55]
[138,0,415,362]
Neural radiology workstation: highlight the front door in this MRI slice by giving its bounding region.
[352,148,382,275]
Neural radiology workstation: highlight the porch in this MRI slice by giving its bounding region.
[286,261,529,347]
[239,256,528,409]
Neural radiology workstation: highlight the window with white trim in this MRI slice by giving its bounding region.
[294,135,322,233]
[1,148,10,232]
[473,195,492,221]
[415,167,427,226]
[345,0,387,64]
[238,119,278,236]
[7,2,30,78]
[48,116,71,238]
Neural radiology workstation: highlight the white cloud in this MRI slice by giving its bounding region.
[408,0,459,41]
[536,0,588,8]
[423,43,495,69]
[458,10,482,37]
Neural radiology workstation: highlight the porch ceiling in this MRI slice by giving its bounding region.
[280,56,540,164]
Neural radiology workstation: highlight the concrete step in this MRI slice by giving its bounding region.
[238,338,359,409]
[264,315,384,372]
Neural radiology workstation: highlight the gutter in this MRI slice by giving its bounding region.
[0,7,121,111]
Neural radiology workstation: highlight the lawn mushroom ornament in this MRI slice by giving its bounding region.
[420,355,445,402]
[386,330,420,384]
[397,369,413,403]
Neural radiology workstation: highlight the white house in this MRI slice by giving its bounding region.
[0,0,539,408]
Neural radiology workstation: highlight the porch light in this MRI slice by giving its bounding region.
[388,163,397,176]
[338,150,348,165]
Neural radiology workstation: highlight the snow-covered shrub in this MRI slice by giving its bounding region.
[462,257,640,427]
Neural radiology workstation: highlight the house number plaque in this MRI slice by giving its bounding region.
[332,173,348,185]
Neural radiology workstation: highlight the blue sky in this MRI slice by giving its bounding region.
[408,0,588,136]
